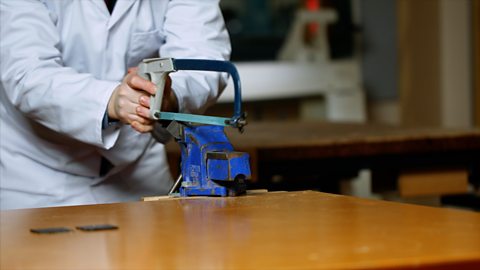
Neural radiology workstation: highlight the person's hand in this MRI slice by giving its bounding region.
[107,68,178,133]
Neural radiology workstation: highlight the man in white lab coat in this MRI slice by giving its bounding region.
[0,0,231,209]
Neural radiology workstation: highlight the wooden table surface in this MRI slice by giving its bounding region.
[2,191,480,270]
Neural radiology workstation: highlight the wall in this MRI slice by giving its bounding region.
[397,0,442,127]
[439,0,473,128]
[475,0,480,127]
[361,0,474,127]
[359,0,398,101]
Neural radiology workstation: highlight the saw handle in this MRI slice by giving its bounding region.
[138,71,170,120]
[138,58,175,120]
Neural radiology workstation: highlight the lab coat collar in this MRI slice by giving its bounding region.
[108,0,137,30]
[91,0,137,30]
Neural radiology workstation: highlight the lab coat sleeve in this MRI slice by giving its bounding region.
[160,0,231,114]
[0,0,119,148]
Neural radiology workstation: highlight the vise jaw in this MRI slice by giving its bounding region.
[178,124,251,197]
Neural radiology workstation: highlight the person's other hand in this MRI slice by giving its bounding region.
[107,68,177,133]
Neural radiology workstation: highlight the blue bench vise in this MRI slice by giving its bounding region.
[138,58,251,197]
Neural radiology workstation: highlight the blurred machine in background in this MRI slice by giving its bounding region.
[216,0,366,123]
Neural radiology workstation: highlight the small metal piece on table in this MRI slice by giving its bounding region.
[168,174,183,196]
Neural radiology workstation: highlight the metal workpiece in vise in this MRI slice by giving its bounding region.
[138,57,251,197]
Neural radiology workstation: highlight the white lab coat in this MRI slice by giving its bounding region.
[0,0,231,209]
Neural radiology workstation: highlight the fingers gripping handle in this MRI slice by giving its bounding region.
[148,72,168,119]
[138,58,175,120]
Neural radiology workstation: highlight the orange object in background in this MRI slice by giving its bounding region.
[305,0,320,10]
[304,0,321,45]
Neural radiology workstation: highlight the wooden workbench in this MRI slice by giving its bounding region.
[1,191,479,269]
[224,121,480,160]
[166,121,480,194]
